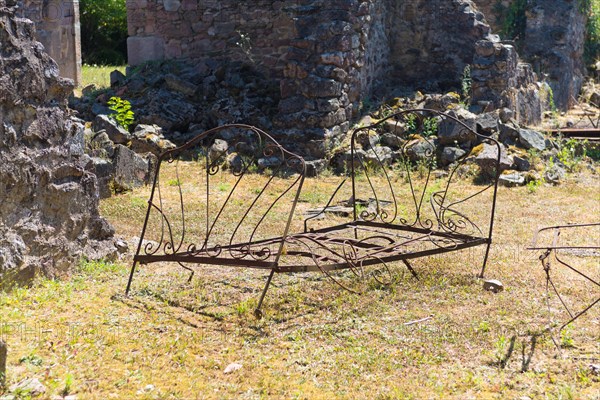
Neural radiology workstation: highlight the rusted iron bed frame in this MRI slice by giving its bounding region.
[125,109,501,318]
[529,223,600,333]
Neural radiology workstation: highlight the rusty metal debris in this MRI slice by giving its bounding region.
[544,128,600,141]
[529,223,600,332]
[126,109,502,317]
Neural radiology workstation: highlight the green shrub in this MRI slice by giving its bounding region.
[461,65,472,104]
[498,0,528,44]
[581,0,600,68]
[107,96,135,131]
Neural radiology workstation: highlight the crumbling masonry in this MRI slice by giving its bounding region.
[126,0,587,143]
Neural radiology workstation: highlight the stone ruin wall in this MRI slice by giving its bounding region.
[0,0,117,283]
[16,0,82,86]
[386,0,491,90]
[9,0,586,118]
[473,0,586,110]
[127,0,296,75]
[127,0,549,144]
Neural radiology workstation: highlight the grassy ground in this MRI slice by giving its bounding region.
[80,64,127,90]
[0,167,599,399]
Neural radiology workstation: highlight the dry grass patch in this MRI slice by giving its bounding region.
[0,167,599,399]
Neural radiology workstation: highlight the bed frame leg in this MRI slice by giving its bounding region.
[178,263,195,283]
[479,244,492,279]
[255,269,275,319]
[402,260,419,280]
[126,260,138,296]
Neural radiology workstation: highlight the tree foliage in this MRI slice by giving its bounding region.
[80,0,128,65]
[582,0,600,68]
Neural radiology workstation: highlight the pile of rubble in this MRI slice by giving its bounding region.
[71,58,596,191]
[71,60,279,134]
[327,91,591,186]
[70,60,281,196]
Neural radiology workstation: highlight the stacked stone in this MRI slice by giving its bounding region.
[277,1,366,157]
[471,40,519,110]
[388,0,492,89]
[127,0,294,73]
[472,0,586,110]
[471,39,543,125]
[522,0,586,110]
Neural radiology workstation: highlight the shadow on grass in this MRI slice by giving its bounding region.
[488,333,543,372]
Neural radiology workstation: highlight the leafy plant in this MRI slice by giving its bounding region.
[560,324,575,348]
[461,65,472,104]
[475,321,490,334]
[556,138,583,172]
[422,117,439,137]
[584,141,600,160]
[19,354,43,366]
[493,334,509,366]
[217,182,231,192]
[61,373,75,397]
[405,115,438,137]
[581,0,600,67]
[526,178,544,194]
[546,84,557,114]
[355,203,367,218]
[526,148,542,169]
[107,96,135,131]
[235,30,255,63]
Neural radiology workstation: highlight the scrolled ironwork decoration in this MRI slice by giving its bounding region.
[127,116,501,316]
[350,108,500,246]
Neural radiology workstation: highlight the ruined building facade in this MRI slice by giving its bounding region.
[126,0,587,140]
[17,0,82,86]
[13,1,587,133]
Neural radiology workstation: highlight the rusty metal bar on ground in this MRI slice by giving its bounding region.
[542,128,600,141]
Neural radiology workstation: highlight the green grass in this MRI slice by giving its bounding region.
[81,64,126,90]
[1,169,599,399]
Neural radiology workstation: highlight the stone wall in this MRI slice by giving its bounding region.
[387,0,492,90]
[472,0,586,110]
[127,0,295,75]
[471,39,542,126]
[126,0,546,139]
[17,0,82,86]
[521,0,586,110]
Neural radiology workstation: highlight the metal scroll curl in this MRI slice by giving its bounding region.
[350,109,498,239]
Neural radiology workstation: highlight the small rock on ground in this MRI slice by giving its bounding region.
[224,363,243,374]
[9,377,46,397]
